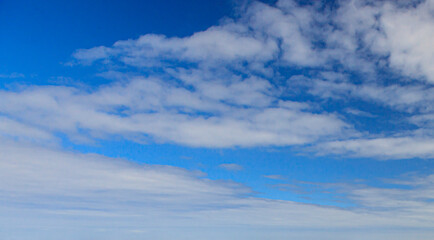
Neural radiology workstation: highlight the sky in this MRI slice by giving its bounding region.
[1,0,434,239]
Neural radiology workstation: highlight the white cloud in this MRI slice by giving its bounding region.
[73,23,277,67]
[332,0,434,82]
[373,0,434,82]
[245,1,326,67]
[410,113,434,128]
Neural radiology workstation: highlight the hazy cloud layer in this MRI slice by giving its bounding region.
[1,140,434,239]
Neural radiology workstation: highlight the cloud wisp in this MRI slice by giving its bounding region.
[219,163,244,171]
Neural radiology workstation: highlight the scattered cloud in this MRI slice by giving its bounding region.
[72,0,434,83]
[64,0,434,159]
[2,0,434,159]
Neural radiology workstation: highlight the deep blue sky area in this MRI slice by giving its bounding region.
[0,0,232,84]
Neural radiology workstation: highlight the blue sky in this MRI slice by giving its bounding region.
[1,0,434,239]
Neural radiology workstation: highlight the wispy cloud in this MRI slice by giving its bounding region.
[219,163,243,171]
[0,72,25,78]
[316,137,434,160]
[263,174,286,180]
